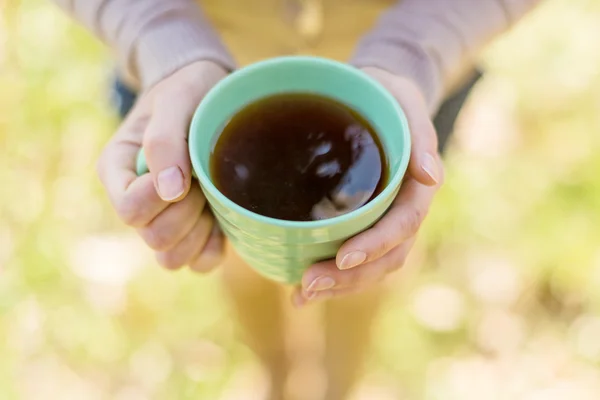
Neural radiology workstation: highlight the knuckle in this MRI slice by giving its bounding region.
[140,226,174,251]
[400,208,424,237]
[189,259,216,274]
[156,252,184,270]
[385,257,406,274]
[206,229,224,247]
[367,234,394,260]
[143,133,171,154]
[127,113,151,135]
[385,247,409,274]
[115,196,145,226]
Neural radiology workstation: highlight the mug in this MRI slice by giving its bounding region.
[137,56,411,284]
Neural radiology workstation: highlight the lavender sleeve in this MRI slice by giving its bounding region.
[51,0,236,89]
[350,0,541,114]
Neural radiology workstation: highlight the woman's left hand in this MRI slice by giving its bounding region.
[292,67,445,307]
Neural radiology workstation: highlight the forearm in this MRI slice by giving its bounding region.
[52,0,235,89]
[351,0,541,114]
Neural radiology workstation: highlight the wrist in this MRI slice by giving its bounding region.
[133,14,236,90]
[361,67,428,103]
[145,60,229,102]
[351,40,441,116]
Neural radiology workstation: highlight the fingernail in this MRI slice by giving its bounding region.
[422,153,439,184]
[339,251,367,270]
[303,290,317,300]
[307,276,336,292]
[157,166,185,200]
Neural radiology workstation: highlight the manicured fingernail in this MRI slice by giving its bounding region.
[422,153,439,184]
[339,251,367,270]
[157,166,185,200]
[307,276,336,292]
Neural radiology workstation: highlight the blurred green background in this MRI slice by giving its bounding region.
[2,0,600,399]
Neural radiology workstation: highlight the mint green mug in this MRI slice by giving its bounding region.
[137,56,411,284]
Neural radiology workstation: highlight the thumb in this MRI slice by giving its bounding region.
[363,68,443,187]
[407,111,443,187]
[143,88,203,202]
[392,80,443,187]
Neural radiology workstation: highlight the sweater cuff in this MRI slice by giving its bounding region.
[350,40,443,115]
[134,16,237,89]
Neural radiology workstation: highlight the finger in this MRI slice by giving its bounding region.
[155,208,214,270]
[188,223,225,273]
[375,74,443,186]
[336,178,434,269]
[292,286,363,308]
[293,243,411,308]
[401,96,443,186]
[137,184,206,251]
[143,83,212,202]
[97,109,170,227]
[302,241,412,296]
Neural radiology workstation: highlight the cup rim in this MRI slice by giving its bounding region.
[189,56,411,229]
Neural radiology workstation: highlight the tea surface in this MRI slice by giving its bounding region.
[210,93,387,221]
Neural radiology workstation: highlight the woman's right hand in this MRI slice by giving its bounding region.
[293,68,444,306]
[96,61,228,272]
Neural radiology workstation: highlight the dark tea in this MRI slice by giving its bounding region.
[210,93,388,221]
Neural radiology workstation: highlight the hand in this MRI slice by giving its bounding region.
[97,61,228,272]
[293,67,444,307]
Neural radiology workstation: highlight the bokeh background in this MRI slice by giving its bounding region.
[2,0,600,399]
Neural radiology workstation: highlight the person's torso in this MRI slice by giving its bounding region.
[199,0,395,66]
